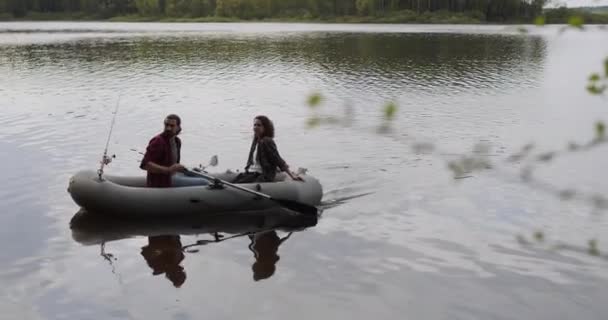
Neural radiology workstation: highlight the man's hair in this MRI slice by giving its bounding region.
[166,114,181,126]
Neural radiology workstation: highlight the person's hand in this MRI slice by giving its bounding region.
[169,164,186,174]
[290,172,304,182]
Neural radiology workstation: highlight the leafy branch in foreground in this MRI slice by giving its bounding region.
[304,56,607,256]
[587,57,608,95]
[517,232,604,258]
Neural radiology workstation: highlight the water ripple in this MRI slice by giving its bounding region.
[1,22,607,320]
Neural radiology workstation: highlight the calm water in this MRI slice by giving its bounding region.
[1,22,607,319]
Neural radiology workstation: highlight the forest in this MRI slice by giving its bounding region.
[0,0,549,23]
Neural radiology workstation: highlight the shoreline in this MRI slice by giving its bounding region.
[0,12,606,25]
[0,12,516,25]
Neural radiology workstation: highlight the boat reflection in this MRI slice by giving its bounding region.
[70,209,318,286]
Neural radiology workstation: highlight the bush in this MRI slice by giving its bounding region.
[469,10,486,21]
[0,13,14,20]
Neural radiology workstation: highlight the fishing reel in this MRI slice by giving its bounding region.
[192,155,219,173]
[97,154,116,180]
[101,154,116,166]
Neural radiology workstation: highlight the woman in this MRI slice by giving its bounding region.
[235,115,302,183]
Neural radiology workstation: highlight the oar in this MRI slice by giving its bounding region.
[182,232,250,252]
[184,169,319,217]
[185,155,219,176]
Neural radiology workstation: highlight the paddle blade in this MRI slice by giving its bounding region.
[276,199,319,217]
[209,155,219,167]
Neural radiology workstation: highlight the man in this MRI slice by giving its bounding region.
[140,114,185,188]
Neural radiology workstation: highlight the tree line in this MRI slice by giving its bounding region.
[0,0,546,22]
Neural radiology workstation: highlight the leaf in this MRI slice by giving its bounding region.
[307,93,323,108]
[587,84,604,95]
[522,143,535,152]
[383,102,398,121]
[520,166,533,182]
[568,15,584,29]
[447,161,464,177]
[376,123,392,134]
[588,239,600,256]
[537,152,555,162]
[596,121,605,140]
[507,154,522,163]
[568,142,580,151]
[591,194,608,209]
[306,116,321,128]
[589,73,601,82]
[534,16,545,26]
[325,116,340,125]
[473,142,491,154]
[587,84,600,95]
[533,231,544,242]
[411,142,435,154]
[516,234,530,245]
[559,189,576,200]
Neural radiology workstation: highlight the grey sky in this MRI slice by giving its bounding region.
[553,0,608,7]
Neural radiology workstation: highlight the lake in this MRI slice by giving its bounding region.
[0,22,607,320]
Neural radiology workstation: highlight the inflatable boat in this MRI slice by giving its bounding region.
[67,169,323,217]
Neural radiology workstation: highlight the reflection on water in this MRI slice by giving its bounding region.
[249,231,292,282]
[70,209,318,286]
[142,235,187,288]
[0,33,546,98]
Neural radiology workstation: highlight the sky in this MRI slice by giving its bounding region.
[555,0,608,7]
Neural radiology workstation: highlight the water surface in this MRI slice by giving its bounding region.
[1,22,607,320]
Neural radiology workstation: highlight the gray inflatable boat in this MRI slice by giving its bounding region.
[67,170,323,217]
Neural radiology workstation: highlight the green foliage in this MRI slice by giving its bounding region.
[136,0,161,16]
[300,17,606,255]
[383,102,397,121]
[587,84,606,95]
[411,142,435,154]
[447,154,492,179]
[356,0,372,16]
[534,15,545,26]
[307,93,323,108]
[587,61,608,96]
[589,239,600,256]
[306,116,321,128]
[568,15,584,28]
[596,122,605,140]
[544,7,608,25]
[0,0,549,22]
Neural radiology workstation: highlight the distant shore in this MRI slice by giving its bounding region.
[0,9,606,25]
[0,11,482,24]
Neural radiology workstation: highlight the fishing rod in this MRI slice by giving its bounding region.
[98,94,122,180]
